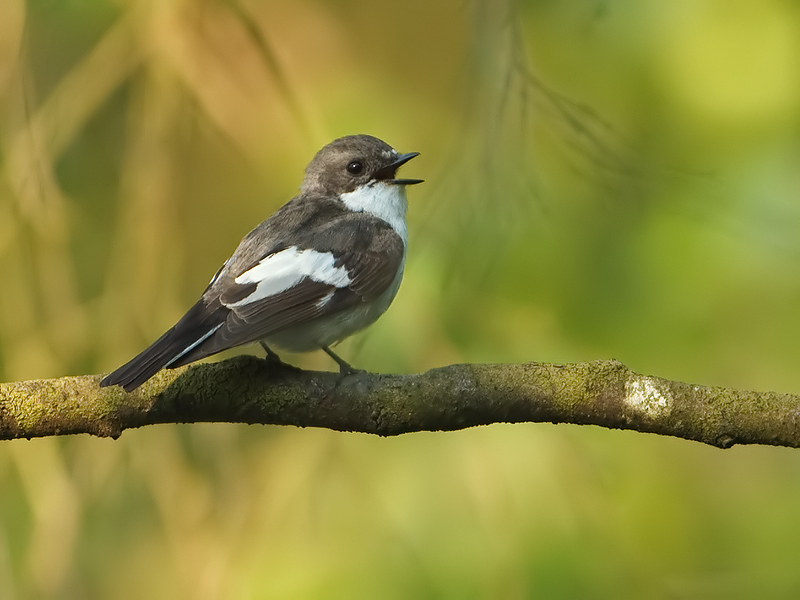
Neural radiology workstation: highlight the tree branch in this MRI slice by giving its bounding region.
[1,356,799,448]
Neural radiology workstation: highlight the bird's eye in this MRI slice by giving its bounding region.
[346,160,363,175]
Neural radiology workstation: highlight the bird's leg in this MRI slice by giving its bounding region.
[260,342,286,367]
[321,346,363,377]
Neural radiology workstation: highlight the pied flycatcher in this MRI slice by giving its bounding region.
[100,134,422,392]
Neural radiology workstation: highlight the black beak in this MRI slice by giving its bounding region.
[375,152,424,185]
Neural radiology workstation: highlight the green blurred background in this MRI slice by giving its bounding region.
[2,0,800,597]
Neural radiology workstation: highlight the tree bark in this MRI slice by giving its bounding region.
[1,355,798,448]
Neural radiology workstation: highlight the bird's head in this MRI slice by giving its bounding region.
[300,134,422,196]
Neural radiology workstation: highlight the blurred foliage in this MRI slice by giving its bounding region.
[2,0,800,597]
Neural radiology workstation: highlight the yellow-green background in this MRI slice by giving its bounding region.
[2,0,800,597]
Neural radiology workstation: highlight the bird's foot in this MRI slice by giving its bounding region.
[320,346,364,377]
[260,342,291,370]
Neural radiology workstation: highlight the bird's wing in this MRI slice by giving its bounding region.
[182,216,405,359]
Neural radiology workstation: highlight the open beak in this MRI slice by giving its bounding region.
[375,152,424,185]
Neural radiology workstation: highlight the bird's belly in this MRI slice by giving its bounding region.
[264,265,404,353]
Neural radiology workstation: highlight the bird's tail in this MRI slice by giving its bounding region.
[100,300,225,392]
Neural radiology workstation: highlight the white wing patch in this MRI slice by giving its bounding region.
[226,247,351,307]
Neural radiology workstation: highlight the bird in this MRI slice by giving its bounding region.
[100,134,422,392]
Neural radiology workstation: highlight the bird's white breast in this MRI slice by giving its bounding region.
[339,182,408,245]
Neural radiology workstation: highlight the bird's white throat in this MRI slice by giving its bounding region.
[339,182,408,245]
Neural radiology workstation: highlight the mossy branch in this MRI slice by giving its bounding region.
[1,356,799,448]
